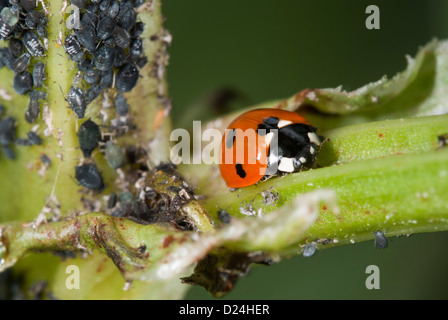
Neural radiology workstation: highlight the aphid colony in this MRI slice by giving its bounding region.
[75,118,125,191]
[0,0,48,130]
[0,103,43,160]
[66,0,148,192]
[64,0,147,119]
[0,0,148,195]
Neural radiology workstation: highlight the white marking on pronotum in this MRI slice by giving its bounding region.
[278,157,295,172]
[277,120,292,128]
[299,157,307,164]
[308,132,321,145]
[310,146,316,155]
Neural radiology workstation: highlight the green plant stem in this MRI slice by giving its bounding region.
[203,148,448,252]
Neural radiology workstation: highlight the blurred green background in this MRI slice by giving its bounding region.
[163,0,448,299]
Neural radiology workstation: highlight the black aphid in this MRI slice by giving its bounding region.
[99,0,111,12]
[108,192,117,209]
[217,207,231,224]
[20,0,37,11]
[11,22,24,40]
[29,90,47,101]
[8,38,23,57]
[77,58,91,71]
[0,19,14,40]
[75,23,97,53]
[75,163,105,191]
[24,10,44,29]
[96,16,115,40]
[15,137,30,146]
[0,7,19,40]
[12,52,31,74]
[64,34,82,59]
[117,1,136,31]
[113,47,127,67]
[0,47,14,70]
[86,3,98,14]
[130,21,144,38]
[93,45,115,71]
[99,69,113,89]
[25,98,40,123]
[134,56,147,68]
[78,119,101,158]
[37,24,47,39]
[107,1,120,19]
[41,153,51,167]
[130,38,143,57]
[303,243,316,257]
[104,141,125,169]
[116,63,138,92]
[86,85,101,102]
[67,86,87,118]
[374,230,388,249]
[81,12,97,27]
[22,31,44,56]
[103,36,115,47]
[27,131,42,145]
[33,62,45,88]
[112,26,130,49]
[84,68,100,85]
[0,117,15,145]
[114,94,128,116]
[13,71,33,95]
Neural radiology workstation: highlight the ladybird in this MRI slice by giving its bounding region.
[219,108,323,188]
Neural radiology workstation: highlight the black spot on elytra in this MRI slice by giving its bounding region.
[235,163,246,179]
[257,117,279,136]
[263,117,279,126]
[226,128,236,149]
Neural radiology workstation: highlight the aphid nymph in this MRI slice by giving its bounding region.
[373,230,388,249]
[75,163,105,191]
